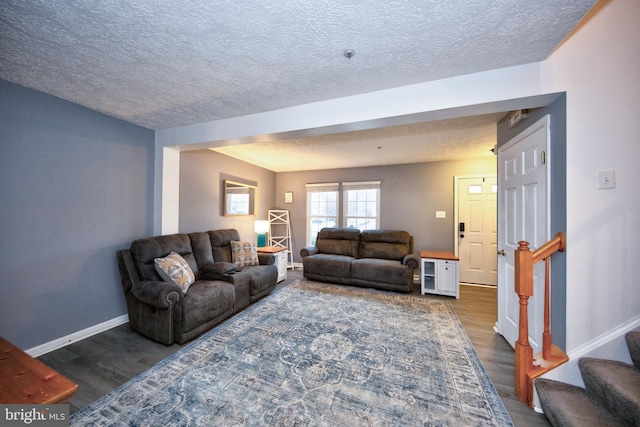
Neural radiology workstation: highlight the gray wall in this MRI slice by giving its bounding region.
[275,158,497,262]
[178,150,496,263]
[496,94,567,350]
[179,150,276,239]
[0,80,155,350]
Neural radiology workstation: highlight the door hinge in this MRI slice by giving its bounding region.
[541,151,547,165]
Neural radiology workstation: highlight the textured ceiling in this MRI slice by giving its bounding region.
[1,0,596,170]
[212,112,507,171]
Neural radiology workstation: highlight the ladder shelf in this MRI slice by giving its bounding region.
[267,210,294,269]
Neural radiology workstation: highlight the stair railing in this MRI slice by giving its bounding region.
[514,231,567,406]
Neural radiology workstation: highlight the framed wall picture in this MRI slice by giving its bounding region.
[285,191,293,204]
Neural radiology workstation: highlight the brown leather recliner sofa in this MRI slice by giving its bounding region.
[300,228,419,293]
[117,229,277,345]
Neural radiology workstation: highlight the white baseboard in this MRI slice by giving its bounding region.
[26,314,129,357]
[566,314,640,361]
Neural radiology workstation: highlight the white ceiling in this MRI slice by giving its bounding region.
[0,1,596,171]
[212,112,508,171]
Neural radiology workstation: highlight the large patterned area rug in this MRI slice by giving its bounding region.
[71,280,513,426]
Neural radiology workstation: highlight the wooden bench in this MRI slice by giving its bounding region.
[0,337,78,404]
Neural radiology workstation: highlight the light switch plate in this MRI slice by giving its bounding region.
[596,169,615,189]
[436,211,446,218]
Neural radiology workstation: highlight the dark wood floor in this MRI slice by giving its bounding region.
[38,270,549,426]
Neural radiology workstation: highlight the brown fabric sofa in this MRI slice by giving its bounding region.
[117,229,277,345]
[300,228,419,292]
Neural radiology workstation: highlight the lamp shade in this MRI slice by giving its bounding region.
[254,220,269,233]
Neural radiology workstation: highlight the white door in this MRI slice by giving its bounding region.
[496,115,550,352]
[457,176,498,285]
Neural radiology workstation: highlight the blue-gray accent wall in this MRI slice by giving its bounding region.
[0,80,155,350]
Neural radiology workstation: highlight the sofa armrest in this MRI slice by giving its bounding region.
[117,249,139,294]
[300,246,318,257]
[131,280,182,308]
[199,261,238,281]
[403,254,420,271]
[258,253,275,265]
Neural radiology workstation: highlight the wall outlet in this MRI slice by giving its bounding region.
[436,211,446,218]
[596,169,615,189]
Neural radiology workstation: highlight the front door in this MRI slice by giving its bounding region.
[457,176,498,285]
[496,115,550,352]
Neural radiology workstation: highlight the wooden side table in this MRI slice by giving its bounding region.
[0,337,78,404]
[419,250,460,298]
[257,246,288,283]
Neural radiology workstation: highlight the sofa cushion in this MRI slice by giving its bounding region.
[315,228,361,257]
[231,241,259,267]
[351,258,411,286]
[181,281,235,332]
[154,252,196,295]
[131,234,197,282]
[208,229,241,263]
[242,265,278,297]
[188,232,215,267]
[359,230,411,261]
[303,253,353,279]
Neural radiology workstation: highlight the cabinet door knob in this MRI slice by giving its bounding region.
[497,249,506,256]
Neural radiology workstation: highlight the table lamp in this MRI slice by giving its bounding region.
[254,220,269,247]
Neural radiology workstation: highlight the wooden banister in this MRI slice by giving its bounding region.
[514,232,567,406]
[532,232,566,263]
[543,257,552,361]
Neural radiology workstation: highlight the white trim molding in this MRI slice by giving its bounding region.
[26,315,129,357]
[567,315,640,363]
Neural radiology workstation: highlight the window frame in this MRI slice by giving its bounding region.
[343,181,381,231]
[306,183,339,246]
[305,181,382,246]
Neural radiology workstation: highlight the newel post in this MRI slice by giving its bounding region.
[514,240,534,403]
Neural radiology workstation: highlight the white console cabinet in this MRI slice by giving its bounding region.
[419,250,459,299]
[258,246,288,283]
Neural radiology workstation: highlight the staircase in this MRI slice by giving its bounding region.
[536,331,640,426]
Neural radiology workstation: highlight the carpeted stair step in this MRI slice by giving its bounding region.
[626,331,640,369]
[579,357,640,426]
[536,378,619,427]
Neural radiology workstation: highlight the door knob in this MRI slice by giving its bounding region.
[497,249,506,256]
[459,234,465,238]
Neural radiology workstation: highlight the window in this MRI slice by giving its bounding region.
[343,181,380,230]
[468,185,483,194]
[306,181,381,245]
[223,180,256,215]
[226,192,249,215]
[306,183,338,245]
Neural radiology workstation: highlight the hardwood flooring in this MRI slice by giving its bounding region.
[38,270,550,426]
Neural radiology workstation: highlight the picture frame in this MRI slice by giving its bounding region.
[284,191,293,204]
